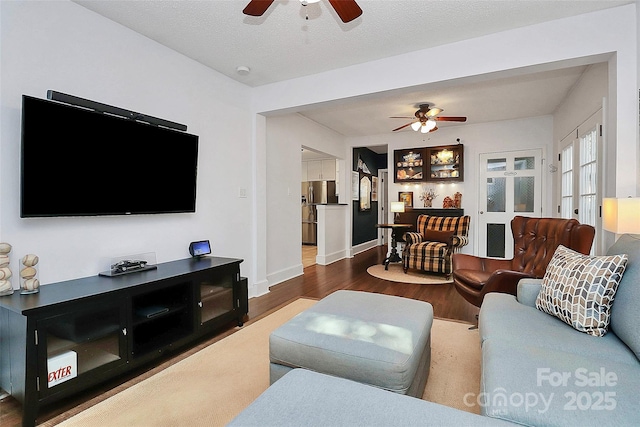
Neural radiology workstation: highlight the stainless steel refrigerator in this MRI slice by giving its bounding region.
[302,181,338,245]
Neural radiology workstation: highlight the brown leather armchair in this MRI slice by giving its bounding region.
[452,216,595,307]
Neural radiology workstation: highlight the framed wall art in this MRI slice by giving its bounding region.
[359,173,372,211]
[371,176,378,202]
[351,171,359,200]
[399,191,413,208]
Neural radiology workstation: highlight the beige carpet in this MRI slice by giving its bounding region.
[367,263,453,284]
[48,298,480,426]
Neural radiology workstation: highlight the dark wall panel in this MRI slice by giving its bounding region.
[352,148,387,246]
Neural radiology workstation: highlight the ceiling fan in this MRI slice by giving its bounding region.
[243,0,362,23]
[391,104,467,133]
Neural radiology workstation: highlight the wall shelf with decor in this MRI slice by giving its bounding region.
[426,144,464,182]
[394,148,426,183]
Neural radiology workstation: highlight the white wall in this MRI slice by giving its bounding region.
[1,2,636,300]
[553,63,608,144]
[263,114,345,290]
[251,4,638,297]
[316,204,348,265]
[347,116,553,255]
[0,1,253,286]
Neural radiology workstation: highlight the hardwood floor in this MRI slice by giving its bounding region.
[0,245,478,426]
[301,244,317,268]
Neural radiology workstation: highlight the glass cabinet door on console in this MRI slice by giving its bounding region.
[36,304,126,398]
[195,266,237,325]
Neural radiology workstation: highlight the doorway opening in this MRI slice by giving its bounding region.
[301,146,338,269]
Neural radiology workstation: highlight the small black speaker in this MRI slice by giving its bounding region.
[189,240,211,257]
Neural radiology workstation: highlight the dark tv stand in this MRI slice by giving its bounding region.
[0,256,248,427]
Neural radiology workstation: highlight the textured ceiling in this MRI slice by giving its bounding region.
[74,0,629,87]
[73,0,630,139]
[301,65,592,137]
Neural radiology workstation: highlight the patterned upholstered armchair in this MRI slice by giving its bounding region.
[403,215,471,277]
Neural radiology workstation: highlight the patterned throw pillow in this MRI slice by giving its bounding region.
[535,245,628,337]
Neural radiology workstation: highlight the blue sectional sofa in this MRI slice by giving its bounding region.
[478,234,640,426]
[230,234,640,426]
[228,368,512,426]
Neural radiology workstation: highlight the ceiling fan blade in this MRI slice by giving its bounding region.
[243,0,275,17]
[435,116,467,122]
[392,122,415,132]
[328,0,363,23]
[425,107,442,117]
[389,116,415,119]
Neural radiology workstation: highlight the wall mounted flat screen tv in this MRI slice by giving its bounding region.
[21,95,199,217]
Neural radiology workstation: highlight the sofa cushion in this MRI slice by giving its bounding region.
[607,234,640,361]
[535,245,628,337]
[516,278,543,307]
[480,293,638,366]
[229,369,515,426]
[481,338,640,426]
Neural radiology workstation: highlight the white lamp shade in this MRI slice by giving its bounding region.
[602,198,640,233]
[390,202,405,213]
[411,121,422,131]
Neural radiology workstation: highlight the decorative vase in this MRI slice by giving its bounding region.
[424,199,432,208]
[0,242,14,296]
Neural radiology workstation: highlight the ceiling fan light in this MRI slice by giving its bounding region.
[426,119,437,131]
[420,123,429,133]
[411,121,422,131]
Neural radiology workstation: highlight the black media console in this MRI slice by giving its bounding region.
[0,256,248,427]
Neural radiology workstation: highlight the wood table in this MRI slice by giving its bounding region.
[376,223,412,270]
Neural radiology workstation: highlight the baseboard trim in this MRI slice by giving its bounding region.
[350,240,378,257]
[249,279,270,299]
[266,264,303,288]
[316,249,347,266]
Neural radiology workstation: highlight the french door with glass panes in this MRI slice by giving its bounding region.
[559,110,602,254]
[478,150,543,258]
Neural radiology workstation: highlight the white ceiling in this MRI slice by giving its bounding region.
[300,64,592,137]
[74,0,631,141]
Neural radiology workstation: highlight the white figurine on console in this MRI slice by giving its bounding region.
[20,253,40,294]
[0,242,14,296]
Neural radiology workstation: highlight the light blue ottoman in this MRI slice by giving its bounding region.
[269,290,433,397]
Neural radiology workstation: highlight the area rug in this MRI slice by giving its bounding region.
[47,298,480,426]
[367,263,452,284]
